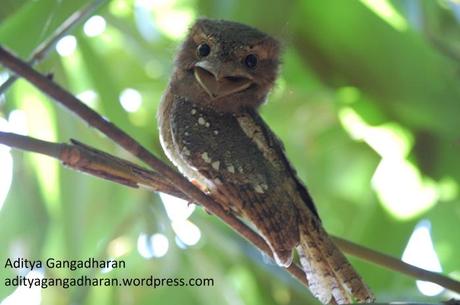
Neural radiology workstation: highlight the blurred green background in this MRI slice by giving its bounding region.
[0,0,459,304]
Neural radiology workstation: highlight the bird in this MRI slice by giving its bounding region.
[157,18,374,304]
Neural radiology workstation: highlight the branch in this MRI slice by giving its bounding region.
[333,236,460,294]
[1,131,460,295]
[0,45,309,288]
[0,131,187,199]
[0,0,107,94]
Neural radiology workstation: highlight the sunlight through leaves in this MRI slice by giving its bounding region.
[137,232,169,258]
[56,35,77,57]
[402,220,444,296]
[83,15,107,37]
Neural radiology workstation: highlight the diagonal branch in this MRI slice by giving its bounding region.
[1,130,460,294]
[0,0,107,94]
[0,131,187,199]
[333,237,460,294]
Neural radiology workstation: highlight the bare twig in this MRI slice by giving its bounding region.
[0,130,62,157]
[1,130,460,295]
[0,0,107,94]
[0,131,186,199]
[333,236,460,293]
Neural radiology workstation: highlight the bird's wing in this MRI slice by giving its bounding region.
[241,107,320,218]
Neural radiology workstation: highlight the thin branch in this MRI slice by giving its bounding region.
[0,0,107,94]
[65,139,187,198]
[0,46,309,288]
[1,131,460,295]
[0,131,62,157]
[333,236,460,293]
[0,131,186,199]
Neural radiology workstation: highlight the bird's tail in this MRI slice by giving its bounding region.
[297,215,374,304]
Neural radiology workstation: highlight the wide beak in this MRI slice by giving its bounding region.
[194,61,253,99]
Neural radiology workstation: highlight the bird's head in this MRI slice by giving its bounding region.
[174,18,281,112]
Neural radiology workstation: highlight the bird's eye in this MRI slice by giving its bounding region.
[244,54,258,69]
[197,43,210,57]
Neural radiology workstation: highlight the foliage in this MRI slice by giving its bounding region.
[0,0,459,304]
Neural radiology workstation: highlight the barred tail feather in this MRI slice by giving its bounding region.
[296,241,335,304]
[297,216,374,304]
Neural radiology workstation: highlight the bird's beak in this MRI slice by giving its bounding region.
[194,61,253,99]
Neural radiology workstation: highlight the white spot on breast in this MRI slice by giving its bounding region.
[201,152,212,163]
[227,165,235,173]
[191,109,197,115]
[254,185,265,194]
[212,161,220,170]
[213,130,219,135]
[198,117,206,125]
[182,147,191,156]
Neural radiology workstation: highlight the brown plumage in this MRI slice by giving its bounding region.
[157,18,374,304]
